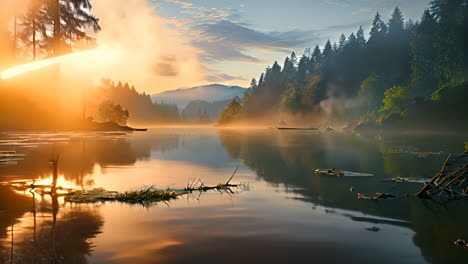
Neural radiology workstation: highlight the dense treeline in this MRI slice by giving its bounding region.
[93,79,180,124]
[220,0,468,129]
[182,99,232,123]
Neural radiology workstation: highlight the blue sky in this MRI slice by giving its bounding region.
[151,0,431,87]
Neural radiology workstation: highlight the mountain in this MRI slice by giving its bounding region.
[151,84,247,108]
[182,99,231,122]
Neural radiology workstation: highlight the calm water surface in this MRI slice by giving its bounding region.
[0,128,467,264]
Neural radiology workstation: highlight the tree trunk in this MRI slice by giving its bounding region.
[13,15,16,57]
[53,0,61,55]
[33,18,36,60]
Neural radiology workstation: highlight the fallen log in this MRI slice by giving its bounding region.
[417,152,468,201]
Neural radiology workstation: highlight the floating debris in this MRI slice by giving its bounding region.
[365,226,381,232]
[357,193,397,200]
[391,176,429,184]
[454,239,468,248]
[276,127,319,131]
[185,166,241,193]
[5,164,245,207]
[315,169,374,177]
[416,152,468,201]
[65,187,178,205]
[383,148,444,158]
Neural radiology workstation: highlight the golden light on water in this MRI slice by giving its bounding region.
[0,50,98,80]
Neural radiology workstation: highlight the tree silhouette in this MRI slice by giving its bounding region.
[218,97,242,125]
[98,101,130,126]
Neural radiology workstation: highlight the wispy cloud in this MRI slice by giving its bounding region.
[192,20,321,63]
[206,73,247,83]
[324,20,370,32]
[161,0,247,27]
[321,0,351,8]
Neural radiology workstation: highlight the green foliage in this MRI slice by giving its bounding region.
[280,74,321,114]
[359,73,390,112]
[410,10,439,97]
[280,84,303,114]
[431,80,465,101]
[379,86,410,116]
[98,101,130,126]
[356,26,366,47]
[218,97,242,125]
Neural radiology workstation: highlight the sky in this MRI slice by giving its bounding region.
[148,0,431,89]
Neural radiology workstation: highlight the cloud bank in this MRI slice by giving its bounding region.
[84,0,206,93]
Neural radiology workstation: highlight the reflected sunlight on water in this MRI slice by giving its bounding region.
[1,128,467,264]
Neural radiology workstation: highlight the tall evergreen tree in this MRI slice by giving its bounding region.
[356,26,366,47]
[388,7,405,38]
[347,33,357,46]
[297,54,309,83]
[258,73,264,87]
[338,33,346,50]
[311,45,321,61]
[322,40,333,58]
[410,9,439,96]
[369,12,387,41]
[430,0,464,81]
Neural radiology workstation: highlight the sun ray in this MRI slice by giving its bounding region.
[0,50,98,80]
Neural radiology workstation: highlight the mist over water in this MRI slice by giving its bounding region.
[1,128,467,264]
[0,0,208,128]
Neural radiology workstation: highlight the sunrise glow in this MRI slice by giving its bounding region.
[0,50,98,80]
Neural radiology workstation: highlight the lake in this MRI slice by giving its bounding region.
[0,128,467,264]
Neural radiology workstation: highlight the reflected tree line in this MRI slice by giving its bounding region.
[0,133,181,264]
[0,184,102,264]
[217,130,468,264]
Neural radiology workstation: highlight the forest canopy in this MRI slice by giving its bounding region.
[219,0,468,130]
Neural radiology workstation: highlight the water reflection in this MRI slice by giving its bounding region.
[218,129,468,263]
[0,129,467,264]
[0,185,102,264]
[0,132,182,185]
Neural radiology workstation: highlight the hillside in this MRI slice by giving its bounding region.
[182,99,231,122]
[151,84,246,108]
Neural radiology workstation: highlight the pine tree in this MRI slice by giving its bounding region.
[338,33,346,50]
[410,9,439,97]
[388,7,405,39]
[297,54,309,83]
[369,12,387,40]
[430,0,464,81]
[218,97,242,125]
[310,45,322,72]
[356,26,366,47]
[322,40,333,58]
[18,0,101,57]
[347,33,357,46]
[311,45,321,61]
[258,73,264,87]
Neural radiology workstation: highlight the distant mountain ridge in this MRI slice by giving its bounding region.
[151,84,247,108]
